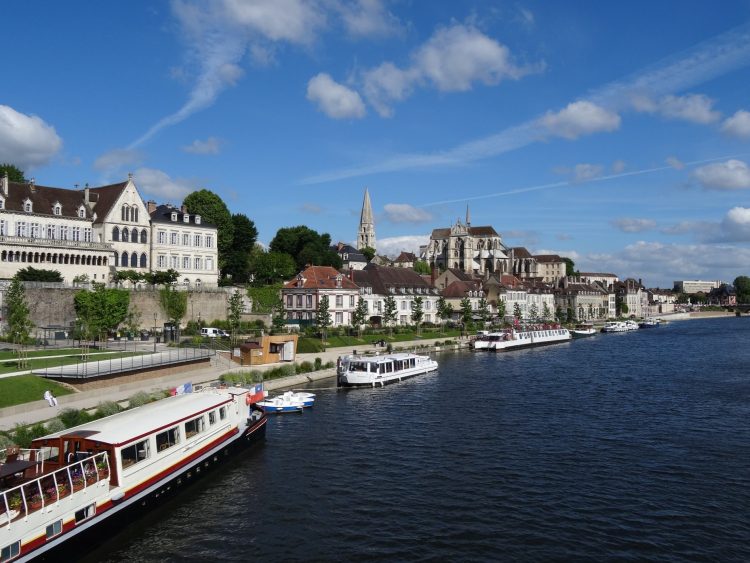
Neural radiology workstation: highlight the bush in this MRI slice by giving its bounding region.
[0,434,14,452]
[45,418,66,434]
[280,364,296,377]
[95,401,121,418]
[128,391,152,408]
[297,361,314,374]
[59,408,89,429]
[314,357,323,371]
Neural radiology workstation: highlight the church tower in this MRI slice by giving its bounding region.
[357,188,376,250]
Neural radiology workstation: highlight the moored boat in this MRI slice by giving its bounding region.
[638,319,660,329]
[489,326,571,351]
[257,391,315,413]
[337,352,438,388]
[572,322,597,338]
[0,386,266,562]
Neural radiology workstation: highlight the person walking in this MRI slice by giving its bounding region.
[43,390,55,407]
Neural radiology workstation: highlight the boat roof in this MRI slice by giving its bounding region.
[35,388,243,447]
[346,352,427,363]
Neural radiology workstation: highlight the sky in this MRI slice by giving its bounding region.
[3,1,750,288]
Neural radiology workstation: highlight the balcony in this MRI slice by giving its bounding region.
[0,235,113,252]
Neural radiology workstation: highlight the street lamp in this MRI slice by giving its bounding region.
[153,312,157,353]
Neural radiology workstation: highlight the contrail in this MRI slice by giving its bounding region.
[420,154,748,208]
[300,21,750,185]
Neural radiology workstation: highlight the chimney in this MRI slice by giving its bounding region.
[1,171,7,197]
[84,185,90,205]
[430,263,436,287]
[349,266,354,281]
[180,204,187,213]
[147,200,157,214]
[29,177,36,192]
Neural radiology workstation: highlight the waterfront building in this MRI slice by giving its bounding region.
[706,284,736,306]
[352,264,439,326]
[148,203,219,287]
[534,254,566,283]
[522,280,557,321]
[282,265,359,327]
[673,280,722,294]
[441,279,486,321]
[356,188,376,251]
[433,267,475,291]
[392,251,417,269]
[579,272,619,289]
[614,278,645,317]
[554,278,611,321]
[333,242,368,271]
[0,174,113,282]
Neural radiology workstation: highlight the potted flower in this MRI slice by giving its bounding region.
[7,492,22,512]
[71,475,85,492]
[27,494,43,511]
[96,458,109,479]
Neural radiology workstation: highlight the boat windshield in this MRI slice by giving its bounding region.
[348,362,370,372]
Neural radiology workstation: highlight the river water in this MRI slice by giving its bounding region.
[87,317,750,562]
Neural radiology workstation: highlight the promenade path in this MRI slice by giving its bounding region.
[0,336,461,431]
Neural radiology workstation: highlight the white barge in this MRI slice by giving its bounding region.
[337,352,438,388]
[476,326,571,351]
[0,386,266,562]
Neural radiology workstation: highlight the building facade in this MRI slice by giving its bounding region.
[282,265,359,327]
[534,254,566,283]
[673,280,722,294]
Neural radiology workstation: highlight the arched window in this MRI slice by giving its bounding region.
[195,279,202,289]
[112,226,120,242]
[140,253,147,268]
[140,229,147,243]
[121,205,127,221]
[120,253,128,267]
[132,208,139,223]
[130,252,137,268]
[114,252,119,266]
[122,228,130,242]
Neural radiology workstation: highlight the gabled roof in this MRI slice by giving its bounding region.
[283,265,358,290]
[431,225,499,239]
[333,243,366,263]
[485,273,523,289]
[511,247,533,259]
[354,264,432,295]
[88,181,129,224]
[5,181,93,219]
[446,268,475,282]
[534,254,564,263]
[394,251,417,263]
[442,280,483,298]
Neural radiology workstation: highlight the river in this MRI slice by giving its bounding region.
[85,317,750,562]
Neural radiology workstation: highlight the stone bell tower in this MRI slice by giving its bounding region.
[356,187,376,251]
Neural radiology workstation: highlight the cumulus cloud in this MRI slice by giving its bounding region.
[718,206,750,242]
[93,148,144,171]
[721,109,750,139]
[306,73,366,119]
[182,136,222,154]
[632,93,720,124]
[376,234,429,257]
[661,220,718,237]
[666,156,685,170]
[693,159,750,190]
[0,105,62,169]
[612,218,657,233]
[133,167,198,201]
[360,23,542,117]
[573,163,604,182]
[337,0,402,38]
[539,101,621,140]
[383,203,433,223]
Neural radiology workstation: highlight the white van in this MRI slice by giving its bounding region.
[201,327,222,338]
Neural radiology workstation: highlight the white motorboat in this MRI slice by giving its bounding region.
[257,391,315,413]
[337,352,438,388]
[489,326,571,351]
[572,322,597,338]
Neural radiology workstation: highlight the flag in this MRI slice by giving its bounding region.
[170,382,193,396]
[247,383,265,404]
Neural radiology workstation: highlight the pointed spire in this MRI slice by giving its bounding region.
[466,204,471,226]
[357,187,376,251]
[360,187,373,224]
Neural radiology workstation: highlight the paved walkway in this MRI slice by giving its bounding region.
[0,336,463,431]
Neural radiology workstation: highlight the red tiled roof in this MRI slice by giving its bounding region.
[394,251,417,263]
[442,280,482,298]
[283,265,358,290]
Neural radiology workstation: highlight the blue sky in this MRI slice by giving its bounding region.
[3,1,750,287]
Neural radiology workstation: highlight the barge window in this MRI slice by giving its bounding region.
[121,438,150,468]
[185,416,205,438]
[209,411,217,425]
[46,519,63,539]
[219,407,227,420]
[75,503,96,523]
[156,427,180,452]
[1,541,20,562]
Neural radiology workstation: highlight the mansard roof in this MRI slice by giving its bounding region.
[534,254,564,263]
[150,204,216,227]
[430,225,499,239]
[5,180,93,219]
[283,265,358,290]
[354,264,432,295]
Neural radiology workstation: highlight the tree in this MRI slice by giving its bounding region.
[496,299,506,324]
[5,277,33,344]
[183,189,234,265]
[271,299,286,333]
[352,296,368,337]
[566,306,575,322]
[411,296,424,334]
[513,303,522,323]
[734,276,750,303]
[563,257,578,277]
[224,214,259,283]
[74,283,130,343]
[144,269,179,286]
[15,267,63,282]
[383,295,398,335]
[315,295,332,348]
[460,297,473,326]
[270,226,342,271]
[436,296,450,333]
[360,246,376,262]
[250,251,297,286]
[477,298,490,326]
[618,303,629,316]
[0,163,26,183]
[542,303,551,321]
[529,303,539,322]
[413,260,431,275]
[159,286,188,338]
[227,290,244,344]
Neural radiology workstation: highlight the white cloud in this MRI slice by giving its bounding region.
[721,109,750,139]
[93,148,144,171]
[337,0,401,38]
[633,93,720,124]
[132,167,198,201]
[376,234,429,257]
[612,160,626,173]
[359,22,541,116]
[666,156,685,170]
[612,218,657,233]
[383,203,433,223]
[182,136,222,154]
[536,249,581,261]
[719,206,750,242]
[540,101,621,140]
[573,163,604,183]
[221,0,326,44]
[0,105,62,169]
[306,73,366,119]
[693,159,750,190]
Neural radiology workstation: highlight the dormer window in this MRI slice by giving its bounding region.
[171,212,178,222]
[78,206,86,218]
[53,202,61,215]
[194,215,201,225]
[23,199,32,213]
[183,214,190,223]
[296,274,306,288]
[335,274,343,288]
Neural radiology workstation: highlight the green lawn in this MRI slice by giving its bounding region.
[298,329,461,352]
[0,352,146,375]
[0,375,74,408]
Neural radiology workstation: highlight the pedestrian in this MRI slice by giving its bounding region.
[50,392,58,406]
[44,390,55,407]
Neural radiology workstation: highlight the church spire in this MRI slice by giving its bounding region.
[466,204,471,227]
[357,187,376,251]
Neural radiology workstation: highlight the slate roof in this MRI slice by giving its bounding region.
[88,181,129,223]
[150,203,216,227]
[511,247,533,259]
[534,254,564,263]
[353,264,433,295]
[333,243,366,263]
[283,265,358,290]
[430,225,499,238]
[5,181,94,219]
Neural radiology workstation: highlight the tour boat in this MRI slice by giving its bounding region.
[257,391,315,413]
[337,352,438,388]
[571,322,597,338]
[601,320,639,333]
[0,386,266,562]
[488,326,571,351]
[638,319,660,329]
[471,332,505,350]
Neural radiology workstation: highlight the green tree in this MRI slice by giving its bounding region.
[5,277,33,344]
[411,296,424,334]
[360,246,376,262]
[566,306,575,322]
[352,296,368,337]
[460,297,473,326]
[733,276,750,303]
[513,303,522,322]
[271,299,286,333]
[227,290,244,343]
[618,302,629,316]
[315,295,332,348]
[0,163,26,183]
[159,286,188,337]
[144,269,179,286]
[413,260,431,275]
[436,296,450,333]
[563,257,578,277]
[251,251,297,285]
[496,299,506,324]
[74,283,130,343]
[15,267,63,282]
[383,295,398,335]
[542,302,552,321]
[477,297,490,326]
[270,226,342,271]
[224,213,258,283]
[183,189,234,265]
[529,303,539,322]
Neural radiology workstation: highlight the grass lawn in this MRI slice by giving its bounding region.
[298,329,461,352]
[0,352,146,375]
[0,375,74,408]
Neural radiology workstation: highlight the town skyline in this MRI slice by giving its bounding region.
[3,2,750,287]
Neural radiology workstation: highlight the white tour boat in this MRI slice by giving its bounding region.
[571,322,597,338]
[0,386,266,562]
[488,326,571,351]
[257,391,315,413]
[601,320,639,333]
[337,352,438,388]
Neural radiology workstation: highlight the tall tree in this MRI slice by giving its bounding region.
[315,295,332,348]
[529,303,539,322]
[270,226,342,270]
[460,297,473,326]
[734,275,750,303]
[477,298,490,326]
[250,251,297,286]
[352,296,368,337]
[513,303,522,322]
[271,299,286,334]
[227,290,244,344]
[542,303,552,321]
[411,296,424,335]
[383,295,398,335]
[5,277,33,344]
[224,214,259,283]
[159,286,188,337]
[436,296,450,333]
[183,189,234,265]
[496,299,506,324]
[0,163,26,183]
[74,283,130,343]
[563,257,578,277]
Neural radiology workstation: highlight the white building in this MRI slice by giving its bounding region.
[673,280,722,294]
[282,265,359,327]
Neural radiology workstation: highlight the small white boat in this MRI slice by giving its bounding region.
[489,326,571,351]
[601,320,639,333]
[337,352,438,388]
[639,319,660,329]
[572,322,597,338]
[257,391,315,413]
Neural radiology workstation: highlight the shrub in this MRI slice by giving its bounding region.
[95,401,121,418]
[59,408,87,429]
[128,391,152,408]
[248,370,263,383]
[298,361,314,373]
[280,364,296,377]
[45,418,66,434]
[324,361,335,369]
[314,357,323,371]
